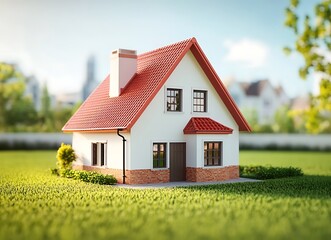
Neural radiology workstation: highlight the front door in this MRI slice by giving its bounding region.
[170,143,186,181]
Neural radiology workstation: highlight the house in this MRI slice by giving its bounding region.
[226,79,289,124]
[62,38,251,184]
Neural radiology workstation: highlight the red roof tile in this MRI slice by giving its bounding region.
[183,117,233,134]
[63,38,251,132]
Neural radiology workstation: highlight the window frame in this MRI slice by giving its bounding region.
[153,143,167,169]
[193,90,207,113]
[91,142,107,167]
[204,141,222,167]
[92,143,98,166]
[166,88,182,112]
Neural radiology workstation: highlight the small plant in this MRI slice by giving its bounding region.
[240,165,304,180]
[56,143,76,170]
[50,168,59,176]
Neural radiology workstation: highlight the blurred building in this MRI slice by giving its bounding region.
[82,56,99,101]
[290,95,310,111]
[55,56,99,107]
[55,92,81,108]
[226,79,290,124]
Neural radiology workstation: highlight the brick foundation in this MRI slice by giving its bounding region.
[73,165,169,184]
[73,165,238,184]
[186,165,239,182]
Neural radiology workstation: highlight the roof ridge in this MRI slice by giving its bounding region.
[138,37,195,59]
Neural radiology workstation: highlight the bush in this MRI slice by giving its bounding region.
[240,165,304,180]
[56,143,76,170]
[50,168,59,176]
[55,169,117,185]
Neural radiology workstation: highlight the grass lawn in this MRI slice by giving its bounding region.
[0,150,330,240]
[240,151,331,175]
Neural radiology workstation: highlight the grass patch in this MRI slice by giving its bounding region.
[240,151,331,176]
[0,150,331,240]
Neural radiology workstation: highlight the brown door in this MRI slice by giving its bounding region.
[170,143,186,181]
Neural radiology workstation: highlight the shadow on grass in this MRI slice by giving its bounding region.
[181,175,331,199]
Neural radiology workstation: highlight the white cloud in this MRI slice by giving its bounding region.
[223,38,269,68]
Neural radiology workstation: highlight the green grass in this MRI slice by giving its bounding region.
[0,150,331,240]
[240,151,331,176]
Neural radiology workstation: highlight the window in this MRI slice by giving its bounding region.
[100,143,106,166]
[92,142,107,166]
[92,143,98,165]
[167,88,182,112]
[193,90,207,112]
[204,142,222,166]
[153,143,167,168]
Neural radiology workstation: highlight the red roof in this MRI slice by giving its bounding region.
[63,38,251,132]
[183,117,233,134]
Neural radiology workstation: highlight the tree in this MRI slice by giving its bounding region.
[284,0,331,133]
[39,83,54,131]
[0,63,29,131]
[272,105,296,133]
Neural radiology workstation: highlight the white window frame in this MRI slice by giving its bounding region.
[91,141,107,167]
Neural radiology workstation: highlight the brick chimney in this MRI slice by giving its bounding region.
[109,49,137,97]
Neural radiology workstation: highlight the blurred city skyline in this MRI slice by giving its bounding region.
[0,0,320,97]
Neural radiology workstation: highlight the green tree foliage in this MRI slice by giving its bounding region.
[40,84,51,122]
[0,63,37,131]
[0,62,79,132]
[272,105,296,133]
[56,143,76,170]
[285,0,331,133]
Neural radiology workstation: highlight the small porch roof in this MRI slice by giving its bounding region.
[183,117,233,134]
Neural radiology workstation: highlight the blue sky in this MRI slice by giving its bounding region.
[0,0,319,97]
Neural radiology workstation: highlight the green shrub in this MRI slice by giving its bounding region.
[56,143,76,170]
[240,165,304,180]
[55,168,117,185]
[73,170,117,185]
[50,168,59,176]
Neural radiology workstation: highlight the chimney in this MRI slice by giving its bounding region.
[109,49,137,97]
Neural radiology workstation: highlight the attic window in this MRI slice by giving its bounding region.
[193,90,207,112]
[167,88,182,112]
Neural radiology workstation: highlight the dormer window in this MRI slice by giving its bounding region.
[167,88,182,112]
[193,90,207,112]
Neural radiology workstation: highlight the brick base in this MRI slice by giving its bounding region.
[186,166,239,182]
[73,165,169,184]
[73,165,238,184]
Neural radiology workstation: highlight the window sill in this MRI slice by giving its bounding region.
[152,168,169,171]
[203,165,223,169]
[165,111,184,114]
[91,165,107,168]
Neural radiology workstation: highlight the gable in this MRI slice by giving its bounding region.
[62,38,251,132]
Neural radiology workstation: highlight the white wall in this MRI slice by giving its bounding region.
[73,132,130,169]
[258,83,279,124]
[130,50,239,170]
